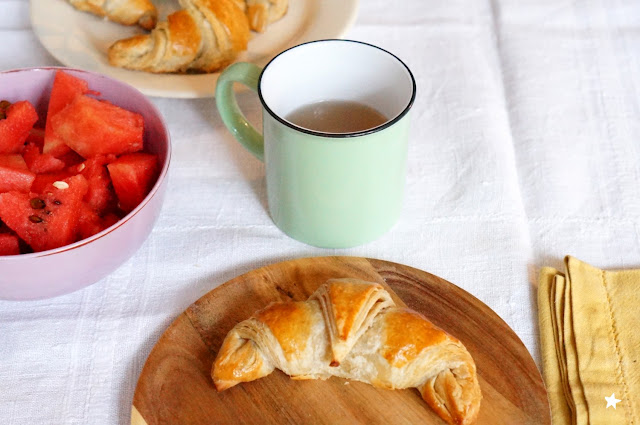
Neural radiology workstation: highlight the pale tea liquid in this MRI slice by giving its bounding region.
[285,100,388,134]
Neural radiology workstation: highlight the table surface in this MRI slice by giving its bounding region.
[2,0,639,423]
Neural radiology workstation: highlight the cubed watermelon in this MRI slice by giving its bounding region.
[22,142,66,174]
[0,175,89,252]
[76,204,120,240]
[43,71,91,157]
[30,171,73,194]
[76,155,117,213]
[50,95,144,158]
[26,128,45,146]
[0,101,39,154]
[58,150,85,168]
[0,155,36,193]
[76,203,103,240]
[102,213,120,228]
[0,233,21,256]
[107,153,158,213]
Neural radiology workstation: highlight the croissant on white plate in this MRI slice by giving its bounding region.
[67,0,157,30]
[234,0,288,32]
[107,0,250,73]
[212,278,482,425]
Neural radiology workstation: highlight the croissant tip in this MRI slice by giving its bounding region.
[138,15,157,31]
[213,380,235,392]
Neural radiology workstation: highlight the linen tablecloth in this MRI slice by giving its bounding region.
[1,0,639,423]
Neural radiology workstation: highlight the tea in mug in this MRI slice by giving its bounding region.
[285,100,388,134]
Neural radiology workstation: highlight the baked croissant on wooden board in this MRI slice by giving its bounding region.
[108,0,250,73]
[212,278,482,425]
[66,0,157,30]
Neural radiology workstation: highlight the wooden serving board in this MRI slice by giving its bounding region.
[131,257,550,425]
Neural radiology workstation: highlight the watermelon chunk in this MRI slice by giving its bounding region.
[22,142,66,174]
[31,171,73,194]
[77,203,104,240]
[0,175,89,252]
[58,150,85,168]
[43,71,91,157]
[26,128,45,146]
[76,204,119,240]
[50,95,144,158]
[107,153,158,213]
[0,155,36,193]
[0,233,21,256]
[76,155,117,213]
[0,101,39,154]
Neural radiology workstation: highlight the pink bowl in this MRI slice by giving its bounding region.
[0,67,171,300]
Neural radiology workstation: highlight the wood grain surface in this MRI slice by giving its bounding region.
[132,256,550,425]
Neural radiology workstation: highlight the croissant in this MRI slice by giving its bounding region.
[235,0,288,33]
[107,0,250,73]
[67,0,157,30]
[213,278,482,425]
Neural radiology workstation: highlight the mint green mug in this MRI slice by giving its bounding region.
[216,40,416,248]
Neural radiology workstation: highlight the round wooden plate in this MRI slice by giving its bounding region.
[131,256,550,425]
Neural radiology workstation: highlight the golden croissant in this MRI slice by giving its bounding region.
[212,278,482,425]
[66,0,157,30]
[234,0,288,32]
[108,0,250,73]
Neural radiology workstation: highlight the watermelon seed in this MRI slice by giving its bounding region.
[53,200,61,205]
[52,181,69,190]
[78,163,86,172]
[29,215,43,223]
[30,198,46,210]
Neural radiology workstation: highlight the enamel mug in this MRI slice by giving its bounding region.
[216,39,416,248]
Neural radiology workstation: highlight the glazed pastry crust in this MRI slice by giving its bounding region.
[245,0,288,32]
[213,278,482,425]
[311,278,394,366]
[67,0,157,30]
[107,0,250,74]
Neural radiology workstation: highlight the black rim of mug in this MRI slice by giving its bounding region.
[257,39,417,139]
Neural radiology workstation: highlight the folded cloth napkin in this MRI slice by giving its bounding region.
[538,256,640,425]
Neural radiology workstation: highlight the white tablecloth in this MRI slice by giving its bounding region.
[2,0,639,423]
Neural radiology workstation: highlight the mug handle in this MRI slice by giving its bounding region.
[215,62,264,161]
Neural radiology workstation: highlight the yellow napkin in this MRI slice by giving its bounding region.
[538,256,640,425]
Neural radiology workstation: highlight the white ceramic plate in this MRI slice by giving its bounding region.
[30,0,359,98]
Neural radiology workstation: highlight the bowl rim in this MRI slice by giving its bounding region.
[0,66,172,259]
